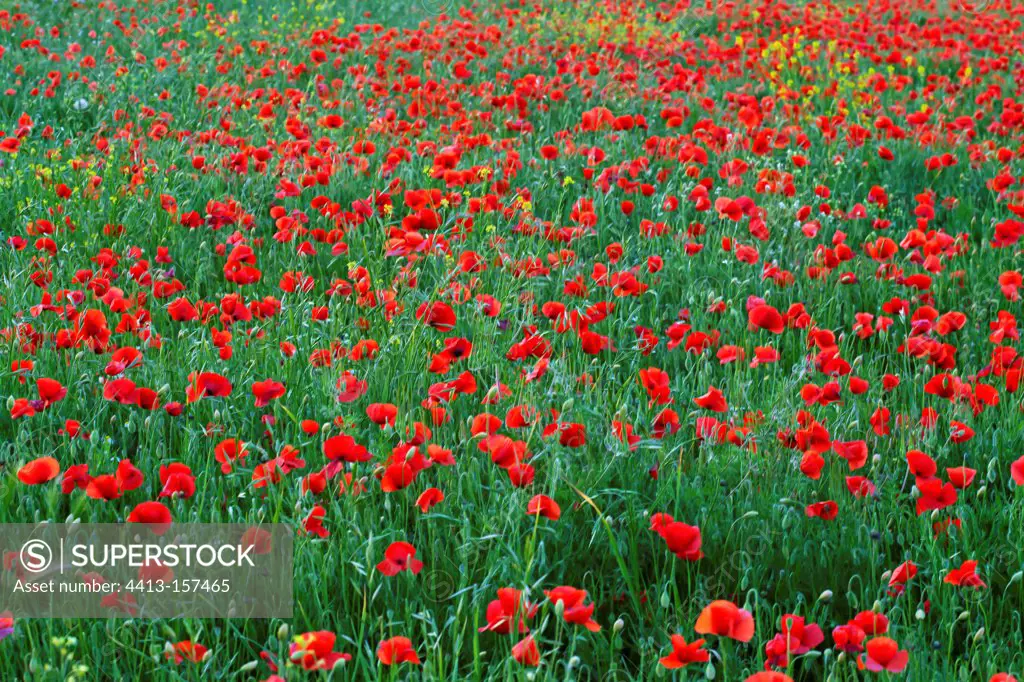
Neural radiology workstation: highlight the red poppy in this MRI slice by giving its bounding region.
[214,439,248,474]
[694,386,728,412]
[526,494,561,520]
[252,379,286,407]
[377,637,420,666]
[415,487,444,512]
[860,636,908,673]
[944,560,986,589]
[663,522,703,561]
[805,500,838,520]
[166,641,207,664]
[186,371,233,402]
[511,635,540,666]
[17,456,60,485]
[694,600,754,642]
[367,403,398,428]
[62,464,91,494]
[289,631,351,670]
[126,501,172,534]
[415,301,457,331]
[545,586,601,631]
[659,635,709,669]
[479,588,537,634]
[376,542,423,576]
[748,304,785,334]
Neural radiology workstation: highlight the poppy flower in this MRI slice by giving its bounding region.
[159,463,196,498]
[860,636,909,673]
[944,560,986,589]
[86,475,122,501]
[214,439,248,474]
[290,631,351,670]
[376,542,423,576]
[185,371,233,402]
[36,378,67,406]
[511,635,540,666]
[832,623,866,653]
[659,635,709,669]
[748,304,785,334]
[746,674,794,682]
[1010,455,1024,485]
[415,301,457,331]
[694,386,728,412]
[663,522,703,561]
[302,506,329,538]
[526,494,561,520]
[323,434,371,463]
[415,487,444,512]
[479,588,537,634]
[694,600,755,642]
[252,379,285,407]
[115,459,144,492]
[805,500,838,520]
[851,611,889,635]
[62,464,91,493]
[367,403,398,428]
[17,456,60,485]
[946,466,976,488]
[779,614,824,653]
[916,478,957,515]
[126,501,172,534]
[377,637,420,666]
[545,586,601,631]
[166,641,208,664]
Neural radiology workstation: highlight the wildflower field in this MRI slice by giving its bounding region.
[1,0,1024,679]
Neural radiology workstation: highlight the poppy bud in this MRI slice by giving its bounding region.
[958,610,970,621]
[238,661,259,672]
[277,623,289,641]
[5,396,13,411]
[836,652,846,664]
[1009,571,1023,585]
[704,661,715,678]
[818,589,833,602]
[568,656,579,668]
[554,599,565,619]
[872,600,883,612]
[973,627,985,643]
[660,591,670,608]
[613,618,624,633]
[915,609,926,620]
[976,486,986,498]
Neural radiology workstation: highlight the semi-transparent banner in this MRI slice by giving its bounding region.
[0,523,292,618]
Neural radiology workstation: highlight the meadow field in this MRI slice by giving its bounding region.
[1,0,1023,679]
